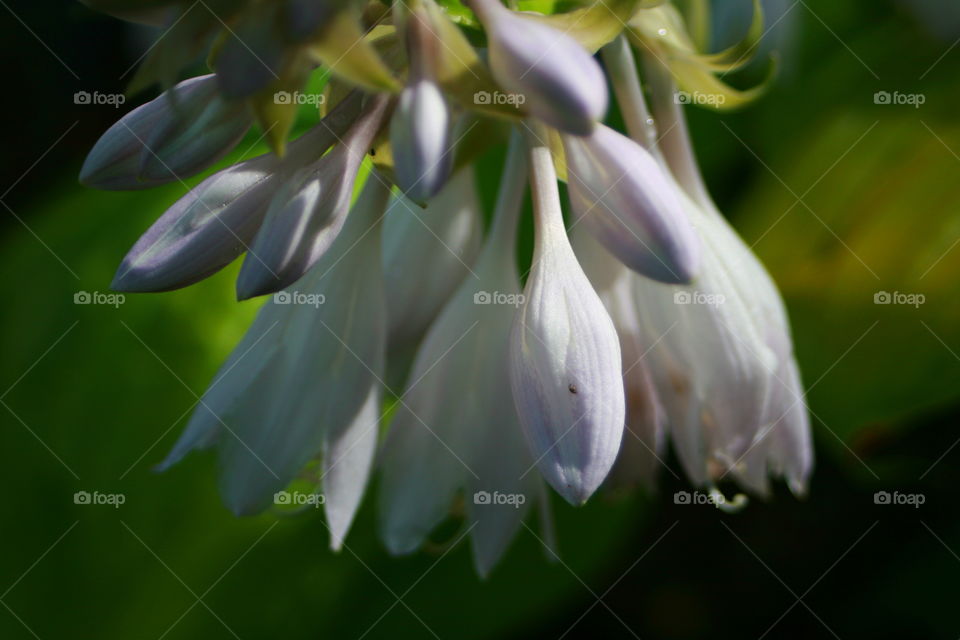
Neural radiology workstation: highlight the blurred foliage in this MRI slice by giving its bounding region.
[2,0,960,638]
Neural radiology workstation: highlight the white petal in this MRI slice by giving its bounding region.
[632,194,807,492]
[156,307,286,471]
[323,384,381,550]
[380,137,534,569]
[199,175,390,515]
[382,169,483,349]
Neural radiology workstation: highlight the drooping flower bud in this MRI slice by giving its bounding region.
[235,95,390,299]
[390,9,453,200]
[80,75,252,190]
[563,124,699,284]
[390,79,453,202]
[509,127,625,505]
[468,0,607,136]
[111,93,364,293]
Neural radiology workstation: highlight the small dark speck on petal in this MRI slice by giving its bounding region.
[369,148,377,156]
[568,384,578,394]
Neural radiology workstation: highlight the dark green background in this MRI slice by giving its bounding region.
[2,1,960,638]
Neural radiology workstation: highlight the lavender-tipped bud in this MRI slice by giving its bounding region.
[469,0,607,136]
[564,124,700,284]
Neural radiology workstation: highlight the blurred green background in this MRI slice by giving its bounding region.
[2,0,960,638]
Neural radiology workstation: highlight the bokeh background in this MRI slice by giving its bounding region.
[2,0,960,638]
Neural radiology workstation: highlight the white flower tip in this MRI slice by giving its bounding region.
[788,477,809,498]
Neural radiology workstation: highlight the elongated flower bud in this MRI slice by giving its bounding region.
[111,93,364,292]
[468,0,607,135]
[563,124,699,284]
[390,79,453,201]
[510,127,625,505]
[390,8,453,200]
[80,75,252,190]
[235,95,390,299]
[111,153,279,292]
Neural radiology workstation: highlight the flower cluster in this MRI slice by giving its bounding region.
[82,0,811,574]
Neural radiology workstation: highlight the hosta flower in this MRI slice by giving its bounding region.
[82,0,812,573]
[380,134,542,574]
[159,174,391,538]
[510,125,625,505]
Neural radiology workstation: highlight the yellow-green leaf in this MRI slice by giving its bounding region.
[307,10,401,92]
[525,0,644,52]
